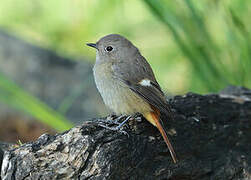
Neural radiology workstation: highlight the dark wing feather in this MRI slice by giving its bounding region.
[128,83,172,117]
[112,55,172,117]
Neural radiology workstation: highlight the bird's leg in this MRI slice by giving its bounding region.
[113,115,132,129]
[98,115,133,135]
[114,115,127,124]
[97,114,125,125]
[99,115,132,130]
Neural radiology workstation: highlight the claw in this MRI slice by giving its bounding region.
[114,115,132,129]
[114,115,127,124]
[97,115,126,125]
[98,115,133,137]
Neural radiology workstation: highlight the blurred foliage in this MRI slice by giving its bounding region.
[144,0,251,92]
[0,72,73,131]
[0,0,250,130]
[0,0,185,93]
[0,0,250,93]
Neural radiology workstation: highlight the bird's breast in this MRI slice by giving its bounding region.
[93,63,151,115]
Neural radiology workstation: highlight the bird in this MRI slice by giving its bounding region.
[87,34,177,163]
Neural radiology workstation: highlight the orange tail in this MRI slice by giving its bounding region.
[144,110,177,163]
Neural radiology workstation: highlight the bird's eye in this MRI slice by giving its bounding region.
[105,46,113,52]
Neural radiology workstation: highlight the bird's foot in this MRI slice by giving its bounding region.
[98,114,127,125]
[113,115,128,124]
[98,115,133,136]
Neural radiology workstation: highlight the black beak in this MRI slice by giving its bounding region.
[86,43,98,50]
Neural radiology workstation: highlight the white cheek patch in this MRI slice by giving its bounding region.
[139,79,151,86]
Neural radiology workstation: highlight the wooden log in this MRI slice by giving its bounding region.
[1,86,251,179]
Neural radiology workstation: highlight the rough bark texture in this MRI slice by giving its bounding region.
[1,86,251,180]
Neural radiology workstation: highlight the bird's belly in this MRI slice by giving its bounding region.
[94,67,151,115]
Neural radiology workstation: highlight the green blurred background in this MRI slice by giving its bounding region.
[0,0,250,134]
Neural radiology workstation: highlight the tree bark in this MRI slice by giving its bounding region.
[1,86,251,180]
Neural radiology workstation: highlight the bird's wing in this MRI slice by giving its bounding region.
[112,56,177,163]
[112,55,172,116]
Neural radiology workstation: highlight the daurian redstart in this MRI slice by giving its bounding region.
[87,34,177,163]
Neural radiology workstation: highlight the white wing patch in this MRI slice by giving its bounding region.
[139,79,151,86]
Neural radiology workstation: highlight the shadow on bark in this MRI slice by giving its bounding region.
[1,86,251,179]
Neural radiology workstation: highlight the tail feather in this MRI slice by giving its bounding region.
[144,109,177,163]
